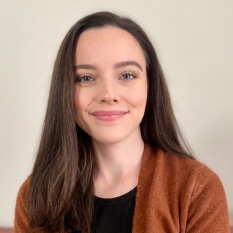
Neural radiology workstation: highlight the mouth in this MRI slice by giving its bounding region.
[90,110,128,121]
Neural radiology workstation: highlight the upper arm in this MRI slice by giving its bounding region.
[186,167,230,233]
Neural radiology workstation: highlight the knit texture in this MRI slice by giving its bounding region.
[132,145,229,233]
[14,144,230,232]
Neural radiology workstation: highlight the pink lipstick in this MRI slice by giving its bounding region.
[91,110,127,121]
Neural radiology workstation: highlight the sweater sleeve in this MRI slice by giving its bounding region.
[186,165,230,233]
[14,178,31,233]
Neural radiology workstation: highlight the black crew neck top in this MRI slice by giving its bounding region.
[92,187,137,233]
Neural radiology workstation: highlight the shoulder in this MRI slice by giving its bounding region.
[15,177,31,230]
[17,176,31,204]
[143,144,220,179]
[136,144,229,232]
[141,144,226,198]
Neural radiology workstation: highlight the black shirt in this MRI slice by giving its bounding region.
[93,187,137,233]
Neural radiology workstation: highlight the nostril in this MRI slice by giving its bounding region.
[97,95,118,104]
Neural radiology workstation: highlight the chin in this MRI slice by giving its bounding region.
[92,136,126,145]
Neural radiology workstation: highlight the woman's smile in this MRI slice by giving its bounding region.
[90,110,128,122]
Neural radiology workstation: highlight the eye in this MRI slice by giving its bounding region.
[76,74,94,83]
[120,71,137,80]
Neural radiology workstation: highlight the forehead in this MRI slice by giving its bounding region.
[75,26,146,67]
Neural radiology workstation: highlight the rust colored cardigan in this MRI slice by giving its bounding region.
[15,145,230,232]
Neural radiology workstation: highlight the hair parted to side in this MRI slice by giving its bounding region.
[28,11,193,233]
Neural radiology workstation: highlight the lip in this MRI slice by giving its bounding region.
[90,110,128,121]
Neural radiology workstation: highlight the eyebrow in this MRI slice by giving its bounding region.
[74,64,96,71]
[114,61,143,71]
[74,61,143,71]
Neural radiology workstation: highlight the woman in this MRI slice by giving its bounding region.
[14,11,230,233]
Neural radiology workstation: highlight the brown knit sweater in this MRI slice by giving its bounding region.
[14,145,230,232]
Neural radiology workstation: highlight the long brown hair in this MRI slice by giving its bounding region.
[29,11,193,233]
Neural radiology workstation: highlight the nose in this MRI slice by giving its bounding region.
[97,77,118,104]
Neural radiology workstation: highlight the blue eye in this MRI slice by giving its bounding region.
[121,72,136,80]
[77,75,94,82]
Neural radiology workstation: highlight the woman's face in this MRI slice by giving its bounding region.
[74,26,147,144]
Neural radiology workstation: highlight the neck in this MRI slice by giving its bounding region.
[92,129,144,198]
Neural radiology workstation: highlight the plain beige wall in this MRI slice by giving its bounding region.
[0,0,232,226]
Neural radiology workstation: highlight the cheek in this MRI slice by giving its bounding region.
[74,92,81,113]
[74,90,88,121]
[129,85,148,109]
[74,87,92,109]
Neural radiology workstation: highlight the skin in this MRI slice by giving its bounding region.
[74,26,148,198]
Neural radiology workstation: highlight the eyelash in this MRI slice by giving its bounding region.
[75,71,138,83]
[119,71,137,80]
[75,74,94,83]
